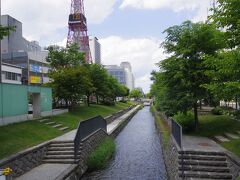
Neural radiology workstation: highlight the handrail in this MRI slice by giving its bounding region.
[74,116,107,158]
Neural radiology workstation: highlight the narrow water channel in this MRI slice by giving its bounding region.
[82,107,167,180]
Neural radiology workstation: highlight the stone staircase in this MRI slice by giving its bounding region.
[42,141,82,164]
[178,151,233,179]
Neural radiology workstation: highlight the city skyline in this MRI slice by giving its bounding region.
[2,0,212,92]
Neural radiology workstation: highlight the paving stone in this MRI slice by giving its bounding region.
[214,136,230,142]
[224,133,239,139]
[39,119,50,123]
[45,122,56,125]
[52,124,62,128]
[59,127,69,131]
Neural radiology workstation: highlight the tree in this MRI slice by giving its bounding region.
[210,0,240,48]
[0,25,15,40]
[46,43,85,70]
[87,64,109,104]
[153,21,225,130]
[129,89,143,101]
[49,66,93,108]
[46,44,89,108]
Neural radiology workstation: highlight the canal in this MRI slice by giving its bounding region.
[82,107,167,180]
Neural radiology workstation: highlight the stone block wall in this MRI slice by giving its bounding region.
[153,109,179,180]
[225,152,240,179]
[0,142,51,178]
[105,106,134,124]
[56,129,109,180]
[163,136,180,180]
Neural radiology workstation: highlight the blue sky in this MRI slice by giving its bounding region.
[2,0,211,92]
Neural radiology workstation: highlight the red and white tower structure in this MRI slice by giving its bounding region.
[67,0,92,63]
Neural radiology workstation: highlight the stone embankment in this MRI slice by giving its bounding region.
[152,109,240,180]
[0,105,140,180]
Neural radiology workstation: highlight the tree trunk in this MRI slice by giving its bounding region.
[194,102,199,131]
[199,100,202,110]
[87,95,90,107]
[236,97,238,110]
[96,95,99,104]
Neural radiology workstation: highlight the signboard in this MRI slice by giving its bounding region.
[69,13,86,24]
[30,76,42,84]
[30,64,42,73]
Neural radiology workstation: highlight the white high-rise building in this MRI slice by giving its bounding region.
[120,62,135,91]
[89,36,101,64]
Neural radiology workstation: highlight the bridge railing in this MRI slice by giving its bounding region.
[74,116,107,158]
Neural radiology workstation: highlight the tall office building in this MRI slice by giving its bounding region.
[1,15,41,53]
[89,36,101,64]
[120,62,135,91]
[105,62,135,91]
[1,15,50,85]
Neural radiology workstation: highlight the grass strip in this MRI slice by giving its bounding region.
[150,106,170,148]
[87,137,115,172]
[0,102,132,159]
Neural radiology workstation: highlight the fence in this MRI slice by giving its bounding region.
[171,118,182,149]
[74,116,107,158]
[157,111,182,148]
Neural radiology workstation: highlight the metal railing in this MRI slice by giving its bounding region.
[171,118,182,149]
[74,116,107,158]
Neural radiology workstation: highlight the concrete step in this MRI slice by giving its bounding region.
[224,133,239,139]
[179,160,228,167]
[42,159,79,164]
[44,155,80,159]
[179,171,232,179]
[59,127,69,131]
[48,147,74,151]
[179,151,225,156]
[179,155,226,161]
[45,121,56,125]
[52,124,63,128]
[49,143,74,147]
[179,165,230,173]
[46,151,80,155]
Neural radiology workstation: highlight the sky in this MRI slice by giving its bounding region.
[2,0,212,93]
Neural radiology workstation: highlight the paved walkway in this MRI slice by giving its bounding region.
[16,105,140,180]
[182,135,226,152]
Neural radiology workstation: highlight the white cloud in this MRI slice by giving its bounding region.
[120,0,211,22]
[99,36,166,93]
[2,0,116,45]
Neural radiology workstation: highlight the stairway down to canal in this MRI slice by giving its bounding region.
[83,107,167,180]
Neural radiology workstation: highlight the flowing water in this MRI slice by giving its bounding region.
[82,107,167,180]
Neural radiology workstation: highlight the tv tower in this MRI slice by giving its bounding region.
[67,0,92,63]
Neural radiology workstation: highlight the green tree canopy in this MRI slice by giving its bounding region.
[152,21,225,129]
[210,0,240,48]
[129,89,144,100]
[0,25,15,40]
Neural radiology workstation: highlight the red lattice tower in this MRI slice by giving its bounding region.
[67,0,92,63]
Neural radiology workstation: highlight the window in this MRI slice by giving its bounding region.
[5,72,19,81]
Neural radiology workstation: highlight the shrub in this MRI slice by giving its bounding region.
[211,107,223,115]
[119,99,127,103]
[174,111,195,132]
[87,137,115,172]
[233,110,240,119]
